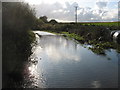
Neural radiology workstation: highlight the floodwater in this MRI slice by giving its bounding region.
[26,31,118,88]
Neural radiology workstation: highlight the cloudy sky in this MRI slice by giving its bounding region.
[24,0,119,22]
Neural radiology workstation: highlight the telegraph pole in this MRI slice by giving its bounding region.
[74,6,78,23]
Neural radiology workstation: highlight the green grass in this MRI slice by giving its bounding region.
[77,22,119,26]
[61,32,84,41]
[59,21,120,26]
[58,31,120,55]
[88,41,114,55]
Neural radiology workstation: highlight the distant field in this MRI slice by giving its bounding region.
[60,22,120,26]
[79,22,120,26]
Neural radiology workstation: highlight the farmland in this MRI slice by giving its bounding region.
[71,21,120,26]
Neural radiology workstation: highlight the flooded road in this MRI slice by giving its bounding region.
[27,31,118,88]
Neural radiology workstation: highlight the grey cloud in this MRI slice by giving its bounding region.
[32,2,118,22]
[32,2,63,18]
[96,1,108,9]
[32,2,76,21]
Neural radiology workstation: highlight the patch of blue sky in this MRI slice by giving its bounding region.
[78,2,96,8]
[107,2,118,9]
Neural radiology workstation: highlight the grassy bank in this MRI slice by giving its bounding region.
[60,32,120,55]
[44,30,120,55]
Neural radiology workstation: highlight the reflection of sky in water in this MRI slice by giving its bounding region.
[29,31,118,88]
[28,64,39,87]
[91,81,101,88]
[35,35,81,62]
[26,58,46,88]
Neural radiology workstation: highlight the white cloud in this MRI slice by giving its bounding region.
[101,9,118,21]
[31,1,118,22]
[2,0,118,22]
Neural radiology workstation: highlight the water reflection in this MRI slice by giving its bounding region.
[35,35,81,62]
[29,31,118,88]
[45,44,80,62]
[91,81,101,88]
[28,64,39,87]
